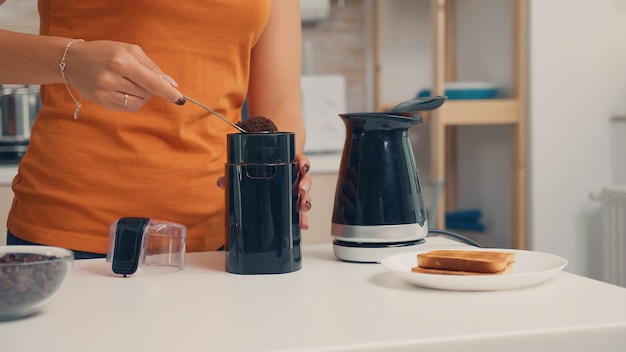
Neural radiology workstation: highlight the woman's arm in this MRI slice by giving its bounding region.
[247,0,306,153]
[0,30,71,84]
[0,29,183,111]
[247,0,311,229]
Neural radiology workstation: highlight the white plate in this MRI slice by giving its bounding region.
[381,248,568,291]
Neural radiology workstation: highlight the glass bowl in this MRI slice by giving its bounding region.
[0,245,74,320]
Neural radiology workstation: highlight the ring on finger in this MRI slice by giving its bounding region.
[123,93,129,107]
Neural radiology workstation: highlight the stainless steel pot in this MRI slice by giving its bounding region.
[0,84,40,162]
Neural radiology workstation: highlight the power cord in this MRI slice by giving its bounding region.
[427,229,483,248]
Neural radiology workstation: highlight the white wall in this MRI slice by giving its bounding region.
[529,0,626,277]
[454,0,514,249]
[612,118,626,184]
[0,0,38,33]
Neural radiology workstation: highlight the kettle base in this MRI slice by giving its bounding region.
[332,239,425,264]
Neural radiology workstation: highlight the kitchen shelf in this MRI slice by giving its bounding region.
[374,0,528,249]
[382,99,520,125]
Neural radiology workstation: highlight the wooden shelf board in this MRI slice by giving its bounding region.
[438,99,520,125]
[381,99,520,126]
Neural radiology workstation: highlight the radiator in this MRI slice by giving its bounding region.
[599,186,626,287]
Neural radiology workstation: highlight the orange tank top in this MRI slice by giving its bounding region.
[8,0,271,253]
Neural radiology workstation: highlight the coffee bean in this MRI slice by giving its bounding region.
[0,253,68,312]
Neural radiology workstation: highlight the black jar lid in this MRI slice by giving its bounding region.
[226,132,295,164]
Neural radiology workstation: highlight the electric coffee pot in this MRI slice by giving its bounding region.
[331,96,447,263]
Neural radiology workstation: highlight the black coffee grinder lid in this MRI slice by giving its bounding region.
[226,132,295,164]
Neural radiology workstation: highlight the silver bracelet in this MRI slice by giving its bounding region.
[58,39,84,119]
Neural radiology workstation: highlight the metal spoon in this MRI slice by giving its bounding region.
[182,95,248,133]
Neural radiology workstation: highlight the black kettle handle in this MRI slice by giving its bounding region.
[388,96,447,115]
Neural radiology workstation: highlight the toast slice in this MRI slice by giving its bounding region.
[415,249,515,274]
[412,263,513,276]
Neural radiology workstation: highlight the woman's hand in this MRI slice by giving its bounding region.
[295,154,312,230]
[64,40,184,112]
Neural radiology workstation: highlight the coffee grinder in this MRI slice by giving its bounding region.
[225,132,301,274]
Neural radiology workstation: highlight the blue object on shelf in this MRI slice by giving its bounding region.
[417,81,498,100]
[445,209,482,221]
[445,220,486,232]
[445,209,485,232]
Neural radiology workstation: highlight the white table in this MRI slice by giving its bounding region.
[2,238,626,351]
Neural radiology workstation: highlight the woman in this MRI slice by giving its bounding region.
[0,0,312,258]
